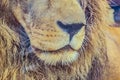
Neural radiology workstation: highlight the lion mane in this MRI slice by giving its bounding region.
[0,0,120,80]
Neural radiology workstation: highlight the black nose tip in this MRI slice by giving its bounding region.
[57,21,85,41]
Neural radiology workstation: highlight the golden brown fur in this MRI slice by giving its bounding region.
[0,0,120,80]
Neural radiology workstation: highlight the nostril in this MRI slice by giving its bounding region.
[57,21,85,41]
[57,21,70,32]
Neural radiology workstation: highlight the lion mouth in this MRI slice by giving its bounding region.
[30,26,85,53]
[33,45,77,53]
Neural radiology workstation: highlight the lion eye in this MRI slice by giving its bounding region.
[57,21,85,41]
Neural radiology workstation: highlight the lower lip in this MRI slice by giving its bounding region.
[32,45,76,53]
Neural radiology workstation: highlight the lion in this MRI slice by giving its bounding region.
[0,0,120,80]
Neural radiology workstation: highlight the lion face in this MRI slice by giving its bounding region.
[13,0,86,64]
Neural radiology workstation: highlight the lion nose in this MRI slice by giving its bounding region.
[57,21,85,41]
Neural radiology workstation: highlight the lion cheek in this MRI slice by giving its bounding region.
[30,35,69,51]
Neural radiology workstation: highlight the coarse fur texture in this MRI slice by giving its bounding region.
[0,0,120,80]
